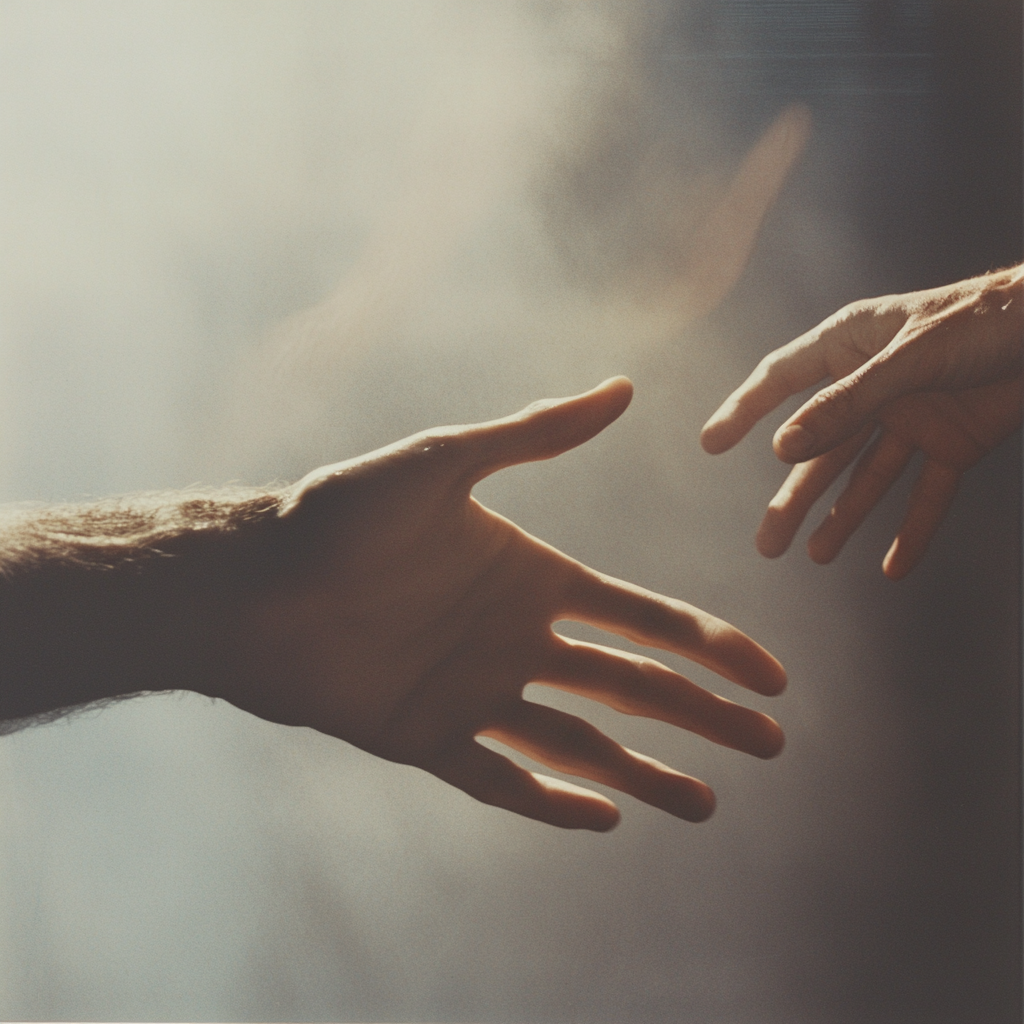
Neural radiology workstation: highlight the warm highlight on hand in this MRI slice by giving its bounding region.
[218,379,786,830]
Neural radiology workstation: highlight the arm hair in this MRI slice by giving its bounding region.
[0,488,282,731]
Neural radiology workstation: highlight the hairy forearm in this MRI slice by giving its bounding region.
[0,489,282,730]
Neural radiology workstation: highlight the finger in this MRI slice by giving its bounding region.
[702,300,908,457]
[756,425,875,558]
[679,104,812,320]
[562,574,787,696]
[807,430,915,564]
[482,702,716,823]
[772,339,928,463]
[430,740,621,831]
[882,460,960,580]
[540,637,784,759]
[459,377,634,485]
[700,336,832,455]
[290,377,632,503]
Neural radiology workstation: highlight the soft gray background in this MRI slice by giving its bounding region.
[0,2,1019,1022]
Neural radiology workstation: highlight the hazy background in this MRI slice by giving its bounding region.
[0,2,1019,1022]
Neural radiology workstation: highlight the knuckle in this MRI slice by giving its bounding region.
[520,398,558,417]
[817,375,863,414]
[757,350,790,385]
[410,428,462,465]
[630,596,673,636]
[758,346,809,393]
[825,299,898,359]
[834,298,871,322]
[644,600,702,649]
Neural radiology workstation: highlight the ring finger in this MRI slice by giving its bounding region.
[480,700,716,822]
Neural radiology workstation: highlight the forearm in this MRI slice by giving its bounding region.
[0,489,282,729]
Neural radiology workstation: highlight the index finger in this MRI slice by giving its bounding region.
[561,570,787,697]
[700,331,836,455]
[700,296,910,455]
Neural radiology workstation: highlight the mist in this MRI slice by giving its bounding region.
[0,2,1019,1022]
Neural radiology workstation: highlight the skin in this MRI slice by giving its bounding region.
[700,266,1023,579]
[212,377,786,831]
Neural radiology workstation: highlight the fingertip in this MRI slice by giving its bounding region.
[588,375,634,414]
[588,802,622,832]
[699,399,755,454]
[700,430,734,456]
[684,784,716,823]
[576,375,634,437]
[755,512,794,559]
[807,524,840,565]
[565,794,621,832]
[758,656,788,697]
[773,422,815,463]
[538,775,622,831]
[635,754,716,822]
[755,716,786,759]
[715,628,787,697]
[756,536,790,559]
[882,539,914,581]
[563,375,635,427]
[699,417,733,455]
[599,374,634,395]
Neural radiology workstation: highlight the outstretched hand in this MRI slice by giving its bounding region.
[216,379,785,830]
[701,267,1023,579]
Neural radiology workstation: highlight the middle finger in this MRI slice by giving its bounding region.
[538,636,784,760]
[756,424,875,557]
[808,429,915,563]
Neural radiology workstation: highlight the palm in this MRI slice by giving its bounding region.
[218,379,787,830]
[294,489,556,757]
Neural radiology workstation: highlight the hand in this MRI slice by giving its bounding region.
[215,378,786,830]
[701,267,1023,579]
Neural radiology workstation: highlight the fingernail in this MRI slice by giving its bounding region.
[775,423,814,461]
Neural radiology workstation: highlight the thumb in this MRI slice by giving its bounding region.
[463,377,634,483]
[773,347,915,462]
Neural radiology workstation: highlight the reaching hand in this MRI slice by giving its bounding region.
[700,266,1023,579]
[215,378,786,830]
